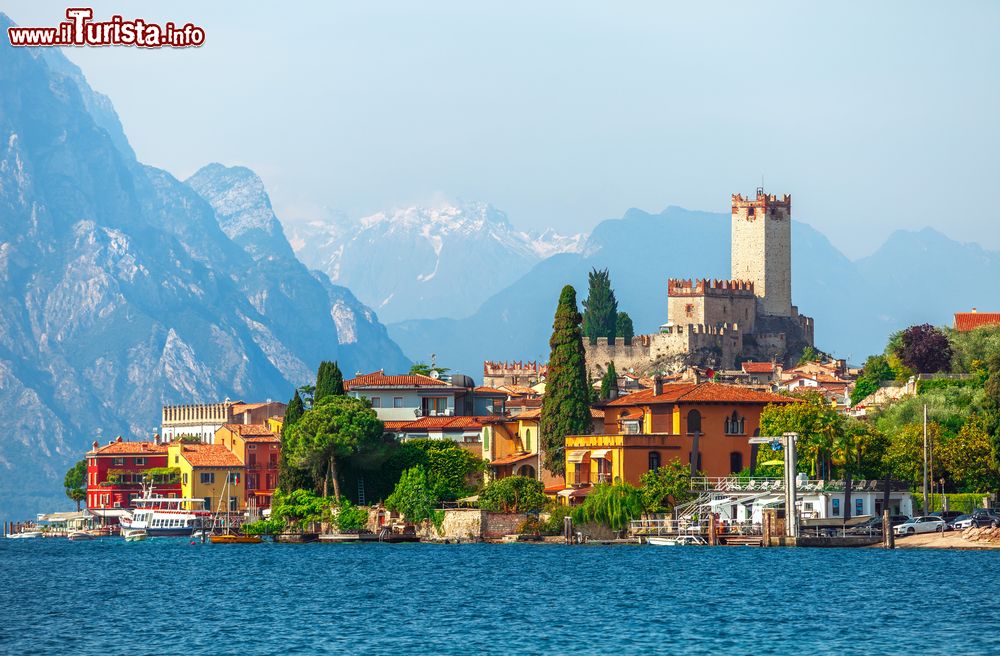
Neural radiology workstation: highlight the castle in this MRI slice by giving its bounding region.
[585,189,815,377]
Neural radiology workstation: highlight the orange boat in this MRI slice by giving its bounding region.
[210,533,262,544]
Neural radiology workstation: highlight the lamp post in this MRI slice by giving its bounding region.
[749,432,799,538]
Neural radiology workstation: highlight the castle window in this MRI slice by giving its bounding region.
[685,303,694,318]
[724,411,745,435]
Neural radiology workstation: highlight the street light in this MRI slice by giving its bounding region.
[749,432,800,538]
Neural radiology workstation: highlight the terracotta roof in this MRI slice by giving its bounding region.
[498,384,538,396]
[614,408,644,420]
[230,401,283,415]
[177,444,244,468]
[88,441,167,456]
[383,416,494,431]
[741,361,775,374]
[955,312,1000,332]
[490,452,537,466]
[345,370,452,390]
[474,386,508,396]
[507,407,602,420]
[605,382,797,406]
[590,408,605,419]
[221,423,275,436]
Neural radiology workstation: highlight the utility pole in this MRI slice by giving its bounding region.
[923,404,929,515]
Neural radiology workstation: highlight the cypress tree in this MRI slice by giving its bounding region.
[582,268,618,345]
[284,389,305,426]
[314,360,345,403]
[599,361,618,401]
[278,389,312,492]
[616,312,634,343]
[540,285,593,475]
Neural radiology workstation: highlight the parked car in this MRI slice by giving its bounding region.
[894,516,947,535]
[950,514,975,531]
[970,511,1000,528]
[931,511,963,522]
[847,515,910,535]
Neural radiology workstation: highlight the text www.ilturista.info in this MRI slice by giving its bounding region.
[8,8,205,48]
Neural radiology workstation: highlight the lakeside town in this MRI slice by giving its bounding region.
[8,190,1000,550]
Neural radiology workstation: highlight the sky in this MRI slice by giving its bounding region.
[5,1,999,257]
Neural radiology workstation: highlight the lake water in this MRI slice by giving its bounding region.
[1,539,999,655]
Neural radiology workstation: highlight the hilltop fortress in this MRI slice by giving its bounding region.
[585,189,815,377]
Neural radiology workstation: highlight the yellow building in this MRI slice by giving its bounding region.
[167,442,245,513]
[266,416,284,436]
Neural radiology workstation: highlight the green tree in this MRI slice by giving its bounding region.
[616,311,634,343]
[479,476,546,513]
[287,395,383,499]
[298,384,316,409]
[64,459,87,511]
[949,325,1000,374]
[284,389,305,426]
[581,268,618,345]
[572,482,644,532]
[406,438,486,501]
[797,346,820,365]
[278,389,312,494]
[599,361,618,401]
[385,465,436,524]
[939,414,1000,492]
[409,362,450,377]
[333,498,370,532]
[760,392,844,479]
[271,488,331,532]
[883,421,943,486]
[639,459,694,513]
[850,354,898,405]
[314,361,345,403]
[540,285,593,475]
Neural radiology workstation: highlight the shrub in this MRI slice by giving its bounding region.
[334,498,369,532]
[479,476,546,513]
[572,483,643,532]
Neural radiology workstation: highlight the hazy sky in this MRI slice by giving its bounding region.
[6,1,999,257]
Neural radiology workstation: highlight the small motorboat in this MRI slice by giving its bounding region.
[67,530,95,541]
[210,533,262,544]
[7,530,43,539]
[122,529,148,542]
[647,535,707,546]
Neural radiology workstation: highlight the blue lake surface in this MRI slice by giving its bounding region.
[2,539,999,655]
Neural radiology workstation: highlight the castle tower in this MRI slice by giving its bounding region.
[731,188,792,317]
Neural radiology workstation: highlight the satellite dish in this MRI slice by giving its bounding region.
[429,370,440,379]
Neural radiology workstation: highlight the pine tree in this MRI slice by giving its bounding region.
[599,361,618,401]
[314,360,345,403]
[616,312,634,343]
[284,389,305,426]
[581,268,618,345]
[540,285,593,475]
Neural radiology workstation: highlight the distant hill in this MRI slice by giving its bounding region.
[387,206,993,376]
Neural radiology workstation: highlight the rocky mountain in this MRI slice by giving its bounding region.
[387,206,994,377]
[0,26,407,521]
[290,202,587,323]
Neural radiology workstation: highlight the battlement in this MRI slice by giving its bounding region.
[731,188,791,212]
[667,278,755,297]
[658,322,741,336]
[482,360,547,376]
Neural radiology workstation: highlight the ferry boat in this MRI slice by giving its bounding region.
[119,497,210,537]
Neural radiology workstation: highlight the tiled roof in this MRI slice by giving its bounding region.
[345,370,452,390]
[230,402,281,415]
[490,452,537,466]
[383,416,493,431]
[177,444,244,468]
[955,312,1000,332]
[506,407,603,420]
[498,384,538,396]
[741,361,775,374]
[474,386,508,396]
[88,441,167,456]
[222,423,275,436]
[606,382,797,406]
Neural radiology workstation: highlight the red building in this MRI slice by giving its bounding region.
[86,437,181,523]
[214,424,281,509]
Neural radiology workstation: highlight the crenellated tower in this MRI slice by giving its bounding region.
[731,188,792,317]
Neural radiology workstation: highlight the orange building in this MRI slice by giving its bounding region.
[564,381,797,496]
[214,424,281,509]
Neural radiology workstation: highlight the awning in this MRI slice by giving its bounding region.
[566,450,588,463]
[490,452,536,466]
[708,497,734,507]
[590,449,611,460]
[557,487,593,498]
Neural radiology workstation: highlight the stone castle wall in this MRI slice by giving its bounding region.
[584,324,742,376]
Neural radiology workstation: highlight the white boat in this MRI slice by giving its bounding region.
[122,529,148,542]
[647,535,708,546]
[119,496,210,537]
[7,530,43,539]
[67,530,94,541]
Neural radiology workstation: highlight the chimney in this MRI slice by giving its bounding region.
[972,307,978,313]
[92,440,99,450]
[653,375,663,396]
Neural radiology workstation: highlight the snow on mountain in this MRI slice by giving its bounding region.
[290,202,587,323]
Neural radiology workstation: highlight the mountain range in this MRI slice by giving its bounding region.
[0,24,407,521]
[290,203,586,323]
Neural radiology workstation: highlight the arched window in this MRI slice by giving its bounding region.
[517,464,536,479]
[725,411,745,435]
[687,410,702,435]
[524,428,532,452]
[648,451,661,472]
[730,451,743,474]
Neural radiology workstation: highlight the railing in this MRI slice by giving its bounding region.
[628,517,710,537]
[689,476,908,493]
